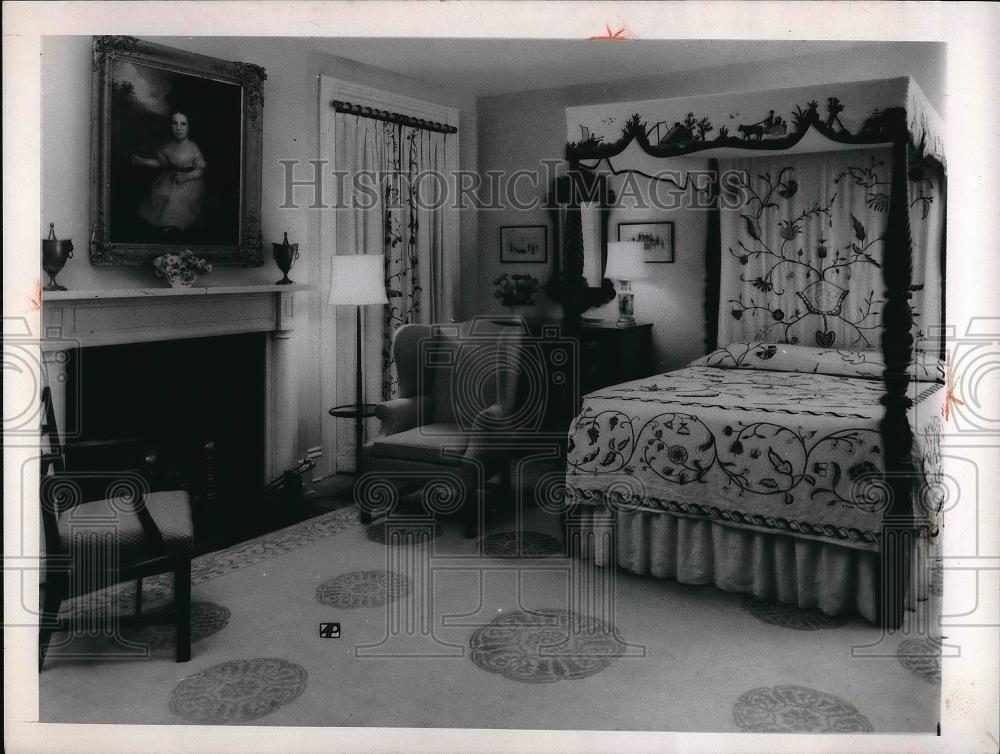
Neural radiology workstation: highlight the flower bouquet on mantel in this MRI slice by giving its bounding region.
[494,273,541,317]
[153,250,212,288]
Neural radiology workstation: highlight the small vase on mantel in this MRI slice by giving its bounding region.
[167,275,198,289]
[153,250,212,289]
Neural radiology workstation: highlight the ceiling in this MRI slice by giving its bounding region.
[311,39,879,97]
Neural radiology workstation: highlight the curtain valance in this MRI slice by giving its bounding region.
[565,77,944,170]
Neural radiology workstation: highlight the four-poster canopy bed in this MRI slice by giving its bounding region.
[555,77,946,627]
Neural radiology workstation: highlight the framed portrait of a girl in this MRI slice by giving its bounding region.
[89,36,266,266]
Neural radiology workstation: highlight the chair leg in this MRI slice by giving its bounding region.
[459,463,481,539]
[39,576,66,672]
[500,462,513,498]
[561,501,577,546]
[135,576,143,616]
[464,471,483,540]
[174,560,191,663]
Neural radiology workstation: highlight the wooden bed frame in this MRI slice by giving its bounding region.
[553,85,946,630]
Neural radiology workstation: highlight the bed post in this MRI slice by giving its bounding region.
[704,158,722,354]
[938,170,948,363]
[877,133,917,631]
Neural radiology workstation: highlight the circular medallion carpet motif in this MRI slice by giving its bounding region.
[733,685,874,732]
[170,658,308,723]
[316,570,413,609]
[741,595,849,630]
[897,637,942,683]
[366,520,443,545]
[469,608,626,683]
[481,531,563,558]
[120,601,231,653]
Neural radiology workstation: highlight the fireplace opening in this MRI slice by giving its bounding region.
[64,333,267,550]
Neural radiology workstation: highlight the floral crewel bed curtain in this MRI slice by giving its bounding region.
[717,147,942,350]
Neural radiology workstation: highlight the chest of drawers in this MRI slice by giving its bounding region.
[579,322,654,394]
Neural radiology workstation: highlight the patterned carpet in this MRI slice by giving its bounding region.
[40,505,941,731]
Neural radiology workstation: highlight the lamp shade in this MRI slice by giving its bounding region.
[328,254,388,306]
[604,241,646,281]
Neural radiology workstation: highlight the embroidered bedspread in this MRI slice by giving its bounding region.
[565,344,945,551]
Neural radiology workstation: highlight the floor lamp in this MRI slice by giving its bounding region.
[328,254,388,484]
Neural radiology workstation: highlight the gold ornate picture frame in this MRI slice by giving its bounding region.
[89,36,266,266]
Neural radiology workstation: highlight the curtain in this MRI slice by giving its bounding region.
[717,148,943,351]
[718,149,892,350]
[380,122,448,398]
[332,113,450,468]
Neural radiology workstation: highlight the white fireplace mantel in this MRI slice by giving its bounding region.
[41,284,314,480]
[41,284,311,350]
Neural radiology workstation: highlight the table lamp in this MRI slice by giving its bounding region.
[329,255,388,471]
[604,241,646,327]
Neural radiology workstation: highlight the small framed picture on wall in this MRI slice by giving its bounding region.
[618,222,675,263]
[500,225,547,264]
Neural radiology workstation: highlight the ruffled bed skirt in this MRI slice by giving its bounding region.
[573,507,930,623]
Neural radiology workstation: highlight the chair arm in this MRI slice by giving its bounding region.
[374,396,432,436]
[472,402,519,432]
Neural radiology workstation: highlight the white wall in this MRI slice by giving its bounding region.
[40,36,477,472]
[474,42,945,372]
[602,158,712,371]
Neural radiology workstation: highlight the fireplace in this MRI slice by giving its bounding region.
[64,334,266,547]
[42,284,309,550]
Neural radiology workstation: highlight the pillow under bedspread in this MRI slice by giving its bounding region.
[693,342,945,382]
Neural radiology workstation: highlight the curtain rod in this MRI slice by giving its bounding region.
[332,100,458,134]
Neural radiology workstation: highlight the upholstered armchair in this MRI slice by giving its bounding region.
[360,318,526,537]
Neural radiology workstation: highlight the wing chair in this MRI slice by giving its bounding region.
[360,318,528,537]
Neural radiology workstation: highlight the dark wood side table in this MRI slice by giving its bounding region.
[328,402,380,522]
[579,322,654,394]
